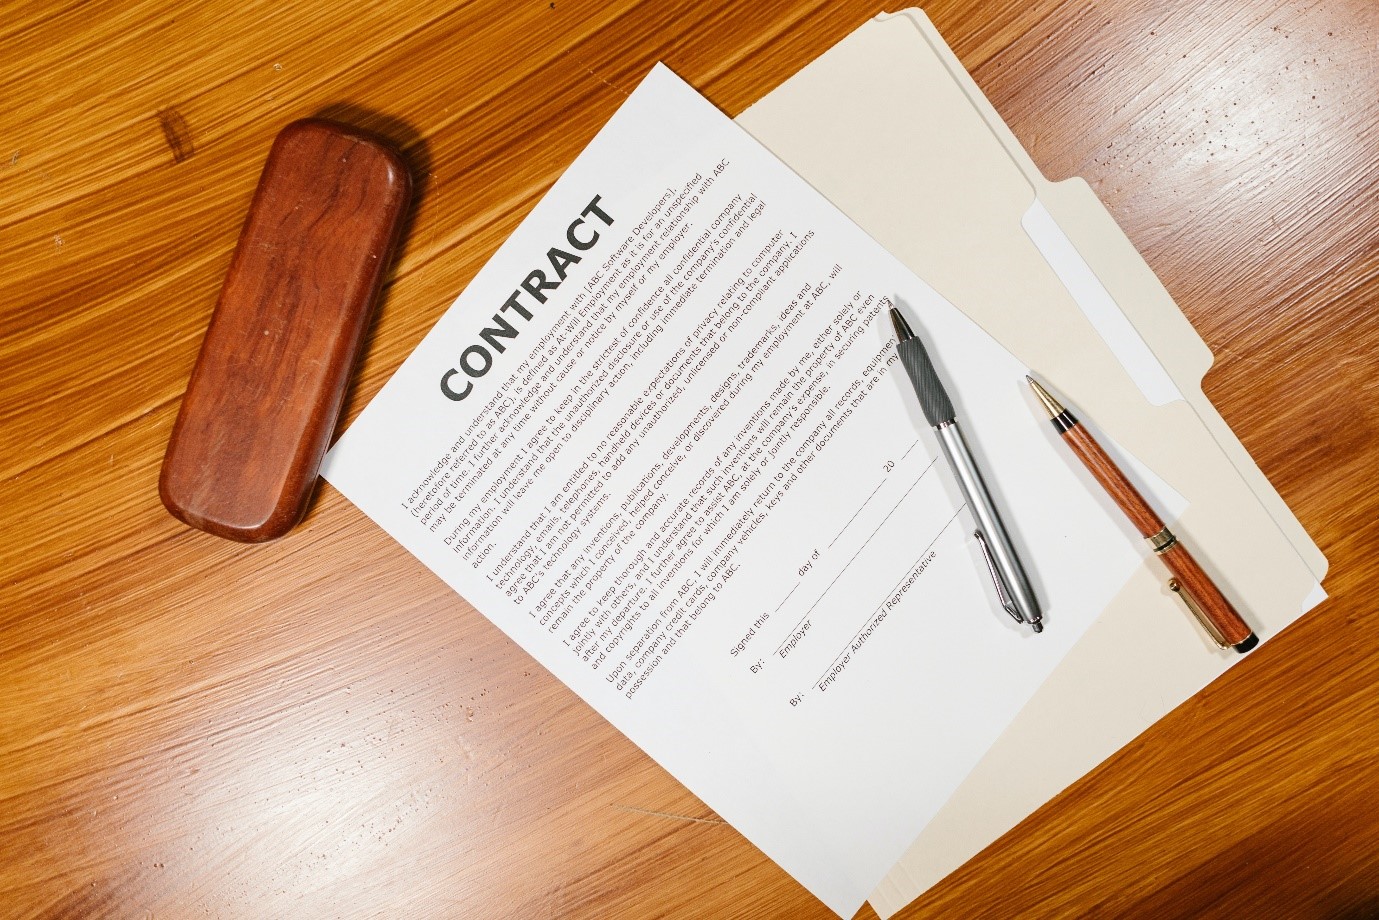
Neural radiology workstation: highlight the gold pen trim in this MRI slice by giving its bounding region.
[1168,578,1229,649]
[1148,526,1178,554]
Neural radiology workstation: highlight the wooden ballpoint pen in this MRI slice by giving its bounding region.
[1026,375,1258,653]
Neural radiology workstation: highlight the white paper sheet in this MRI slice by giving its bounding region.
[322,65,1149,917]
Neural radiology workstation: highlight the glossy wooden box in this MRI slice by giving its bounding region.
[160,119,411,541]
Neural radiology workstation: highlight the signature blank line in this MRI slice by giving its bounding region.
[813,507,963,688]
[829,480,885,551]
[773,458,937,655]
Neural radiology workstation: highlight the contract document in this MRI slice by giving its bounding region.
[322,65,1151,916]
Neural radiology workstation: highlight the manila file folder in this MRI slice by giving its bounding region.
[734,9,1327,913]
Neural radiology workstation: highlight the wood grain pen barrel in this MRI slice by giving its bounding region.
[1028,377,1257,653]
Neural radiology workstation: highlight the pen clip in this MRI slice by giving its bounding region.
[1168,578,1229,649]
[974,530,1023,625]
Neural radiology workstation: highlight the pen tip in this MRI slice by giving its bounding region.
[1026,375,1064,419]
[1030,620,1044,634]
[889,307,915,342]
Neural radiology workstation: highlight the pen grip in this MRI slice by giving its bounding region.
[1158,543,1254,648]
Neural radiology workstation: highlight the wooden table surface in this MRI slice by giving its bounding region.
[3,1,1377,917]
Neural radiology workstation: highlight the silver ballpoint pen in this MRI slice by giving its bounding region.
[890,307,1043,633]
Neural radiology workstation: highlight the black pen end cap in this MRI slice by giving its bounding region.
[1233,633,1260,654]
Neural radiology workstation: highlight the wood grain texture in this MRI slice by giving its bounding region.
[1161,548,1253,650]
[1,1,1375,918]
[1061,422,1165,536]
[1059,422,1254,648]
[161,119,411,542]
